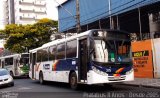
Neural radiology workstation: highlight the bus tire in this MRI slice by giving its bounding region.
[69,72,78,90]
[10,71,14,78]
[39,72,45,85]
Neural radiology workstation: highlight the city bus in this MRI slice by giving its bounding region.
[0,53,29,77]
[29,29,134,89]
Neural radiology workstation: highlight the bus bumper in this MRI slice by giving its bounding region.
[87,70,134,84]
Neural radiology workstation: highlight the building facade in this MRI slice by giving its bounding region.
[58,0,160,40]
[0,0,47,29]
[0,0,9,29]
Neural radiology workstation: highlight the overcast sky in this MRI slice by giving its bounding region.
[0,0,67,21]
[46,0,67,20]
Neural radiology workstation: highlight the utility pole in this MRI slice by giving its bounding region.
[76,0,81,33]
[138,7,142,40]
[108,0,112,29]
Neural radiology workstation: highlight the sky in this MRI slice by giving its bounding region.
[0,0,66,29]
[46,0,67,20]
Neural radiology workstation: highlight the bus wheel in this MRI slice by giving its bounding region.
[39,72,44,84]
[10,71,14,78]
[69,72,78,90]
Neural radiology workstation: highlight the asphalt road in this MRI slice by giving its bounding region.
[0,78,160,98]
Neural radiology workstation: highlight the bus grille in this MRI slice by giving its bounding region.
[108,76,126,81]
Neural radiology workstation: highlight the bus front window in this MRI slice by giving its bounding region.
[20,58,29,66]
[106,40,131,63]
[91,39,131,63]
[92,40,108,62]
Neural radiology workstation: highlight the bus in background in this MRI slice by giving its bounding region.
[0,53,29,77]
[29,29,134,89]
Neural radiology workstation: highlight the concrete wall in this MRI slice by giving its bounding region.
[132,38,160,78]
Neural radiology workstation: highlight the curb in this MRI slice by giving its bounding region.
[118,83,160,89]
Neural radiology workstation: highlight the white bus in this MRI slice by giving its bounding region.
[0,53,29,77]
[29,29,134,89]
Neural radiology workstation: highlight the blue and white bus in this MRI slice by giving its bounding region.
[29,29,134,89]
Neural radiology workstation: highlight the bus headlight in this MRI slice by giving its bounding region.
[126,69,133,75]
[92,66,108,76]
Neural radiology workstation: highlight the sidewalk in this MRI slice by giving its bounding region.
[122,78,160,89]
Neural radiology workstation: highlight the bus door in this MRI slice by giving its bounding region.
[2,61,5,68]
[79,38,88,82]
[14,59,19,75]
[31,53,36,79]
[0,60,1,68]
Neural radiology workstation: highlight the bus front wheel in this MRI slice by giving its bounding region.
[39,72,45,84]
[69,72,78,90]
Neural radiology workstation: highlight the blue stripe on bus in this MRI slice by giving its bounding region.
[53,58,77,71]
[91,62,132,76]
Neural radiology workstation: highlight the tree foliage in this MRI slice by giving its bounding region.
[1,18,58,53]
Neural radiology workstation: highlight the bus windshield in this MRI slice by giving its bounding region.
[91,39,131,63]
[20,57,29,66]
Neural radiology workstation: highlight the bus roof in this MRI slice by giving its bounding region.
[29,29,130,53]
[0,53,29,59]
[0,54,20,59]
[29,30,92,53]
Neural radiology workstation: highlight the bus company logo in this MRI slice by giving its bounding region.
[43,64,50,70]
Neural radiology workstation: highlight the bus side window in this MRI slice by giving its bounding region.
[41,48,49,61]
[37,50,42,62]
[57,43,65,60]
[66,40,77,58]
[49,45,56,60]
[5,57,13,65]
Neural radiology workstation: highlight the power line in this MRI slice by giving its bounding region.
[61,2,159,33]
[61,0,159,32]
[54,0,76,19]
[58,0,136,21]
[59,0,138,31]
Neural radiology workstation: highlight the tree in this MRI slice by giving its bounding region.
[1,18,58,53]
[33,18,58,46]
